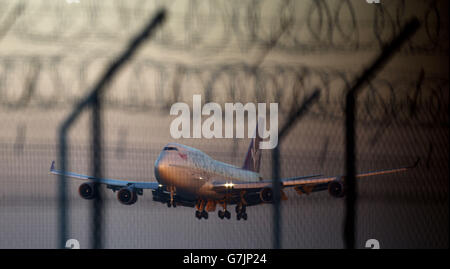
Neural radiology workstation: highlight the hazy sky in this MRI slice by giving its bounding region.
[0,0,447,248]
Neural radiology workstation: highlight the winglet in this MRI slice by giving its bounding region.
[409,158,420,169]
[50,161,55,171]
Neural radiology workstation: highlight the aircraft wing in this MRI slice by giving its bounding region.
[212,159,419,195]
[212,174,324,191]
[49,161,160,190]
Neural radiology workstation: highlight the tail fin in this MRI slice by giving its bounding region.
[242,118,263,174]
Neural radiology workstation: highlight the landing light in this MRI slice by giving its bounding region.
[225,182,234,188]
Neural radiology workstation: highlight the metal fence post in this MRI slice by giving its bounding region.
[57,10,166,249]
[272,89,320,249]
[343,18,420,249]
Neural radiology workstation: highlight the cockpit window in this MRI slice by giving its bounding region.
[163,146,178,151]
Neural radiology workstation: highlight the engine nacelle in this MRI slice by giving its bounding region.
[117,187,138,205]
[78,182,96,200]
[259,187,274,203]
[328,178,346,198]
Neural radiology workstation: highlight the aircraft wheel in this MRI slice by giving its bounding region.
[173,202,176,208]
[236,213,241,221]
[131,194,138,204]
[224,210,231,219]
[242,213,248,221]
[195,211,201,219]
[218,210,224,219]
[201,211,208,219]
[167,202,172,208]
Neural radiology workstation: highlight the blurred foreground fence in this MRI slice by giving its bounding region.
[0,0,448,249]
[57,9,166,249]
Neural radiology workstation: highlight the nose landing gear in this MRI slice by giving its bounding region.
[236,204,247,221]
[167,186,176,207]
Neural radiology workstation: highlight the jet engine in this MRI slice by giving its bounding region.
[259,187,274,203]
[78,182,96,200]
[328,178,346,198]
[117,187,138,205]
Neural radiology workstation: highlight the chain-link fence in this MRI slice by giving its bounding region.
[0,0,448,249]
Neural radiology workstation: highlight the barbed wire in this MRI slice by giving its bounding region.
[0,0,447,54]
[0,56,447,128]
[0,0,448,249]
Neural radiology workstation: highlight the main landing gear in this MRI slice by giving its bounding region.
[236,191,248,220]
[195,210,208,219]
[195,199,208,220]
[236,204,247,221]
[194,199,247,220]
[218,201,231,220]
[218,210,231,219]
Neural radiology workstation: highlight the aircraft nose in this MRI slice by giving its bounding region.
[155,153,170,183]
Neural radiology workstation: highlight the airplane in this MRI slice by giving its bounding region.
[49,123,419,221]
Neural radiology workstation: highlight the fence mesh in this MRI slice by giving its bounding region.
[0,0,448,249]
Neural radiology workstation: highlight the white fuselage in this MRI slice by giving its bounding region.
[154,143,261,200]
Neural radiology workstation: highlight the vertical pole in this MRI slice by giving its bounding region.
[344,93,356,249]
[58,129,68,249]
[57,9,166,249]
[272,145,281,249]
[343,18,420,249]
[91,93,103,249]
[271,89,321,249]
